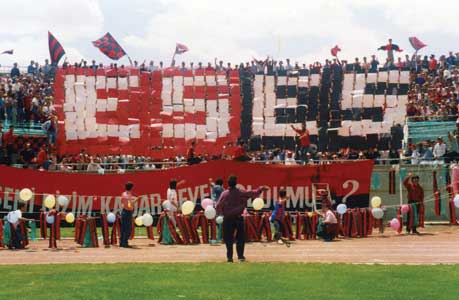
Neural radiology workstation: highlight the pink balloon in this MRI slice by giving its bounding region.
[401,204,410,214]
[201,198,214,210]
[390,218,400,231]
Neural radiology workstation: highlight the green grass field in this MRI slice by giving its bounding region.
[1,263,459,300]
[57,226,153,238]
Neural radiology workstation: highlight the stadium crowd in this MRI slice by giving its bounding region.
[1,50,459,171]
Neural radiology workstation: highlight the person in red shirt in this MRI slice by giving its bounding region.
[233,141,250,161]
[291,124,310,162]
[35,145,48,168]
[403,173,424,234]
[429,55,438,74]
[120,182,138,248]
[186,141,201,165]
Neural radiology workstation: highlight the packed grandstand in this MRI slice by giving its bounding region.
[1,51,459,172]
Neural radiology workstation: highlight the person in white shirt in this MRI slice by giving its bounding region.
[317,205,338,241]
[166,179,185,226]
[7,202,32,249]
[284,151,297,165]
[433,137,447,160]
[411,144,421,165]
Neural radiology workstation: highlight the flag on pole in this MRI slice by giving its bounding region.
[0,49,13,55]
[48,31,65,65]
[408,37,427,52]
[92,32,126,60]
[330,45,341,57]
[174,43,189,55]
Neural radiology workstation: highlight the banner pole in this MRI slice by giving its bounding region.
[171,51,177,67]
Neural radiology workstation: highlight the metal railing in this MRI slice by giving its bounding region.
[0,66,29,74]
[406,115,458,122]
[6,156,455,173]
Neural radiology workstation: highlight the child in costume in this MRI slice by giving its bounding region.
[209,178,224,242]
[271,189,288,244]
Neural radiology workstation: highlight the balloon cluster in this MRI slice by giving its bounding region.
[18,189,74,224]
[370,196,384,221]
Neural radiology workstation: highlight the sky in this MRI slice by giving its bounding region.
[0,0,457,67]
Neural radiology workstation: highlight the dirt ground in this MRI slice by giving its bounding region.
[2,225,459,265]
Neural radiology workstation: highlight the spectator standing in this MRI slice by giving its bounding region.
[10,63,20,79]
[42,116,58,145]
[403,173,424,234]
[291,123,310,162]
[27,61,36,75]
[370,55,379,72]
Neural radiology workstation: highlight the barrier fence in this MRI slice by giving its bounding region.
[0,161,456,222]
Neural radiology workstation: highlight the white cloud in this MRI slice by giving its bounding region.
[123,0,389,64]
[0,0,103,65]
[350,0,459,35]
[0,0,104,40]
[1,0,458,67]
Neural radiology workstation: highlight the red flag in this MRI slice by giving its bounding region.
[331,45,341,57]
[409,37,427,52]
[92,32,126,60]
[48,32,66,65]
[175,43,189,55]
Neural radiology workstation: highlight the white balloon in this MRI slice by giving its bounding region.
[142,213,153,227]
[204,207,216,219]
[46,214,55,224]
[107,213,116,223]
[98,168,105,175]
[7,211,19,224]
[57,195,69,207]
[162,200,172,210]
[336,204,347,215]
[372,208,384,219]
[454,194,459,208]
[216,215,224,224]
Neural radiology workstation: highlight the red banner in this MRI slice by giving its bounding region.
[0,160,373,215]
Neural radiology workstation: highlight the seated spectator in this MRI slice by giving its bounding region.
[233,141,250,161]
[284,151,297,165]
[19,142,35,168]
[433,137,447,160]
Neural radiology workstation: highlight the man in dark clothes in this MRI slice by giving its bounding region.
[216,175,268,262]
